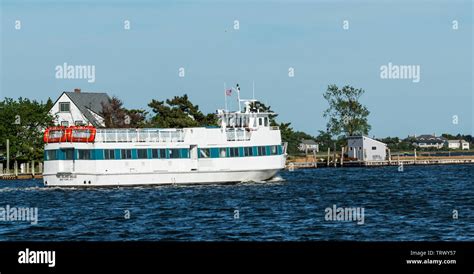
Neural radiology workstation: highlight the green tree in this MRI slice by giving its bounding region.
[249,101,316,154]
[0,97,54,164]
[316,130,333,152]
[148,94,217,128]
[323,85,371,138]
[101,96,147,128]
[249,101,278,126]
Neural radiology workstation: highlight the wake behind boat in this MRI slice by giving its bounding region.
[42,91,287,187]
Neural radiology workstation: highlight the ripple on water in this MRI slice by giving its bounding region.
[0,165,473,241]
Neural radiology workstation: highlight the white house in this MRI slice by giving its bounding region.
[412,134,446,149]
[460,140,470,150]
[298,139,319,153]
[347,136,387,161]
[49,89,110,127]
[446,140,461,149]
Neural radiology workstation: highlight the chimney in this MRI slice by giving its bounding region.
[74,88,81,93]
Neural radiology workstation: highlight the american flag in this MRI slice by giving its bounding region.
[225,89,232,96]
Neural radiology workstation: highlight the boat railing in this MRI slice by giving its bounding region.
[226,128,251,141]
[95,128,185,143]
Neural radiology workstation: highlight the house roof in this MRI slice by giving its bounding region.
[58,91,110,127]
[414,134,446,144]
[347,135,387,146]
[300,139,318,145]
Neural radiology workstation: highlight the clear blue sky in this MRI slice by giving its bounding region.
[1,0,472,138]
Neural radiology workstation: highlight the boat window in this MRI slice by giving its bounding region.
[264,117,268,127]
[78,149,91,160]
[259,118,262,126]
[200,148,210,158]
[62,149,74,160]
[220,148,227,158]
[229,147,239,157]
[121,149,132,159]
[257,146,266,156]
[104,149,115,160]
[271,146,278,155]
[45,150,57,161]
[61,121,69,127]
[159,149,167,158]
[371,146,377,150]
[137,149,148,159]
[169,149,180,159]
[244,147,253,156]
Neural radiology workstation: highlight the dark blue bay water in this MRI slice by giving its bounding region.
[0,165,473,241]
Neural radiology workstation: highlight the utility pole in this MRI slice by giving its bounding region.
[313,149,317,168]
[327,147,330,167]
[6,139,9,174]
[340,146,344,167]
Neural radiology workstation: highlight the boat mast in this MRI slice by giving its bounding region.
[224,82,228,112]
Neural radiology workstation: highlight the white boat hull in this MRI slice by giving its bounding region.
[44,169,280,187]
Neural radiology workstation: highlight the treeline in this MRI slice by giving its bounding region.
[0,98,55,162]
[2,85,470,164]
[379,135,473,152]
[100,94,217,128]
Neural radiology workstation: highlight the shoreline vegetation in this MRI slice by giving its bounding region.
[1,85,473,178]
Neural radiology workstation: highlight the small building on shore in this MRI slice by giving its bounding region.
[49,89,110,127]
[347,136,387,161]
[446,140,461,149]
[447,140,470,150]
[298,139,319,154]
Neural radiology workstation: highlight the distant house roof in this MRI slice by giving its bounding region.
[55,91,110,127]
[414,134,446,144]
[300,139,318,145]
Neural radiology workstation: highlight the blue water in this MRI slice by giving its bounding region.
[0,165,473,241]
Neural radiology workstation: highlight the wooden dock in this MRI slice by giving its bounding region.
[287,158,474,169]
[0,173,43,180]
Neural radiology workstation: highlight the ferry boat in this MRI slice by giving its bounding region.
[43,98,287,187]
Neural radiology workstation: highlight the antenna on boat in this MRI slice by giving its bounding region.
[235,83,241,112]
[252,81,255,100]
